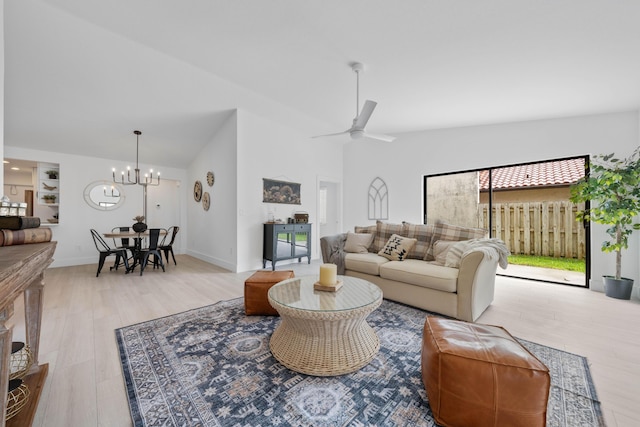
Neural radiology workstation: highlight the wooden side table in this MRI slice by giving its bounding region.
[0,242,56,426]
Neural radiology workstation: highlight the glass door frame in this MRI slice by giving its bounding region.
[422,155,590,288]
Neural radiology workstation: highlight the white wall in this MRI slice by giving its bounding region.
[343,111,640,293]
[186,111,238,270]
[236,109,343,273]
[4,146,187,267]
[184,109,343,273]
[4,107,342,274]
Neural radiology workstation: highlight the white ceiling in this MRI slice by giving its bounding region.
[4,0,640,168]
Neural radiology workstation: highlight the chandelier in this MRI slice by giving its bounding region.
[112,130,160,186]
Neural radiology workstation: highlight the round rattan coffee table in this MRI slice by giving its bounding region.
[268,275,382,376]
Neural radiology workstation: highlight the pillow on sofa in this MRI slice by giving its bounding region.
[344,232,374,253]
[402,222,435,260]
[378,234,417,261]
[354,224,377,252]
[424,221,487,261]
[432,240,459,266]
[373,221,406,253]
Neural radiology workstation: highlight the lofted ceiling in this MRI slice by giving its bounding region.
[4,0,640,168]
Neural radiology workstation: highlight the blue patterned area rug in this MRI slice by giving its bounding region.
[116,298,604,427]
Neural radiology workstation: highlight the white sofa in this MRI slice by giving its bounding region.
[320,221,508,322]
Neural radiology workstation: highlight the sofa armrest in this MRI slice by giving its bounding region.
[456,249,499,322]
[320,233,347,274]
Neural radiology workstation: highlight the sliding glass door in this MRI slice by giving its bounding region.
[424,156,589,287]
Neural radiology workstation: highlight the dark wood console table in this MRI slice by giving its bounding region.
[263,223,311,270]
[0,242,56,426]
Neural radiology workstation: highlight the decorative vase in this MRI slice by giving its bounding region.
[603,276,634,300]
[132,222,147,233]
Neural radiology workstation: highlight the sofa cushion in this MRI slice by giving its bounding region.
[380,259,459,293]
[345,252,390,275]
[344,232,374,254]
[403,222,435,260]
[354,224,377,252]
[424,221,487,261]
[373,221,406,253]
[378,234,417,261]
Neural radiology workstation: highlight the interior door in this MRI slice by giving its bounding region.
[25,190,34,216]
[146,179,181,247]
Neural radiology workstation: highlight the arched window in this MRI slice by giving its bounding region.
[368,177,388,220]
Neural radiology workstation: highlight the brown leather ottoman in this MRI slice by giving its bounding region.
[244,270,294,315]
[421,317,550,427]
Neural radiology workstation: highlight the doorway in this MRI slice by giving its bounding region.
[318,178,341,239]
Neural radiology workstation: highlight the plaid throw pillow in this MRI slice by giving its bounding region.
[424,221,487,261]
[373,221,406,253]
[354,224,377,252]
[402,222,434,260]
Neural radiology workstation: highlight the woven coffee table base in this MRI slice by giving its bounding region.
[269,300,382,376]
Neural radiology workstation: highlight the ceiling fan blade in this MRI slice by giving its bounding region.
[361,132,396,142]
[353,100,377,129]
[312,130,350,139]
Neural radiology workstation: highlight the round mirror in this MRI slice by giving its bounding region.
[83,180,126,211]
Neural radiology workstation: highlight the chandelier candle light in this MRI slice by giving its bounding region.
[112,130,160,220]
[103,185,119,198]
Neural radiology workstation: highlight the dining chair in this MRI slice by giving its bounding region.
[159,226,180,265]
[90,229,130,277]
[111,226,135,252]
[137,228,165,276]
[111,226,135,268]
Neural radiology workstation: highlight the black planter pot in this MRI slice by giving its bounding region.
[603,276,634,300]
[132,222,147,233]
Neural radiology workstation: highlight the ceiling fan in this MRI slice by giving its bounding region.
[313,62,395,143]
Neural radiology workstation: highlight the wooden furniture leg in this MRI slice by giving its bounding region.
[24,274,44,369]
[0,306,15,427]
[0,242,56,426]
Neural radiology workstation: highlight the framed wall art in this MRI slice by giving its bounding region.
[262,178,301,205]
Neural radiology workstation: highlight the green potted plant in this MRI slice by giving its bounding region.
[45,170,59,179]
[570,147,640,299]
[42,194,57,204]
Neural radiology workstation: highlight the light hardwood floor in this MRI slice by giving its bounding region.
[9,255,640,427]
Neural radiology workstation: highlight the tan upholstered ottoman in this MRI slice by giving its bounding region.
[244,270,295,316]
[421,317,550,427]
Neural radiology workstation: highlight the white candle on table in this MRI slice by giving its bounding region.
[319,263,337,286]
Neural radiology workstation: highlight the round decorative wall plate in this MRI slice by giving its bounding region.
[202,192,210,211]
[193,180,203,202]
[206,171,215,186]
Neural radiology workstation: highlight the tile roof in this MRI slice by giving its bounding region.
[478,158,585,190]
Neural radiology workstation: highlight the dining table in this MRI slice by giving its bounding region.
[103,229,167,273]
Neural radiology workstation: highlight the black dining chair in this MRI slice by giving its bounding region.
[111,226,135,252]
[159,226,180,265]
[90,229,130,277]
[111,226,135,268]
[136,228,165,276]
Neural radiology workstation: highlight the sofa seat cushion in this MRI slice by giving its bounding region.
[345,252,390,275]
[379,260,459,293]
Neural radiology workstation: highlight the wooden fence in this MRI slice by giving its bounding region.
[478,202,586,259]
